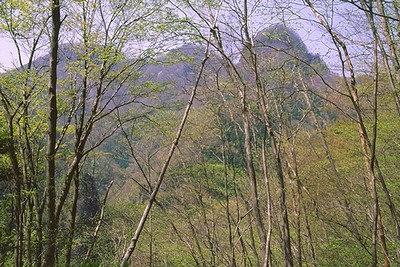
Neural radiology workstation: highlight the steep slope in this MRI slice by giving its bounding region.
[254,24,325,67]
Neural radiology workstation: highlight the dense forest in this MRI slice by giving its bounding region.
[0,0,399,266]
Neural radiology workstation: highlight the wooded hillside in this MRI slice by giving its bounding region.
[0,0,399,266]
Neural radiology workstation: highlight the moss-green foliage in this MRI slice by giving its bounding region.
[0,195,13,264]
[166,163,236,200]
[318,237,370,267]
[72,261,103,267]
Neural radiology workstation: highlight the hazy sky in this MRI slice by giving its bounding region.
[0,1,362,74]
[0,30,334,70]
[0,1,353,73]
[0,37,25,70]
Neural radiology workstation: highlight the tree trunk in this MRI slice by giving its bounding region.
[208,11,267,264]
[377,0,400,107]
[261,128,272,267]
[65,171,79,267]
[0,105,24,267]
[303,205,317,267]
[43,0,61,265]
[8,122,23,267]
[360,2,391,265]
[120,45,210,266]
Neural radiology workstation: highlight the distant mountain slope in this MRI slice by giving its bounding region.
[19,25,329,105]
[141,44,205,86]
[254,24,325,67]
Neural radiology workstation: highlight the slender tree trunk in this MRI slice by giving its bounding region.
[232,178,251,266]
[219,126,237,267]
[14,174,23,267]
[8,122,23,267]
[25,200,33,267]
[242,107,266,255]
[198,189,216,266]
[365,0,400,241]
[240,10,293,264]
[303,205,317,267]
[360,2,391,265]
[376,0,400,103]
[20,79,39,267]
[43,0,61,265]
[34,196,44,267]
[253,46,293,267]
[241,3,267,255]
[240,194,260,266]
[261,128,272,267]
[85,180,114,261]
[120,45,210,266]
[286,140,302,267]
[208,15,267,265]
[21,118,32,267]
[20,48,45,267]
[0,105,24,267]
[65,171,79,267]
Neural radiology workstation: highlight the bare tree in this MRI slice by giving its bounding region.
[120,40,212,266]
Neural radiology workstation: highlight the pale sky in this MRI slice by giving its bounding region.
[0,1,361,74]
[0,32,336,72]
[0,0,350,74]
[0,37,26,70]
